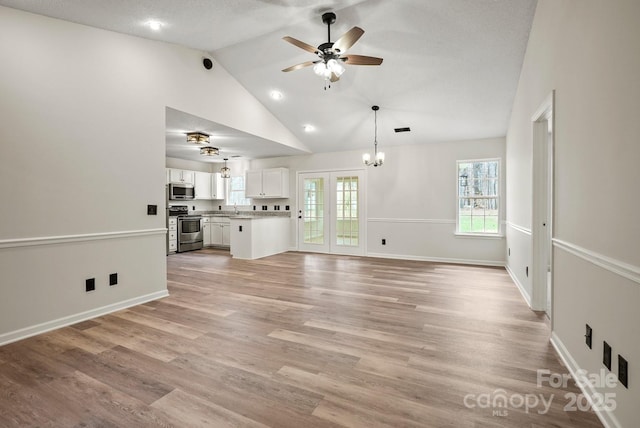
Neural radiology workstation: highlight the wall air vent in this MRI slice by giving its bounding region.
[394,127,411,133]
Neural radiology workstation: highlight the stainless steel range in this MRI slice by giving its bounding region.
[168,205,203,253]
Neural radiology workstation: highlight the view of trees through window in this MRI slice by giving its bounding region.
[227,176,250,206]
[457,160,499,234]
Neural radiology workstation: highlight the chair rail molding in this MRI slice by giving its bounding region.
[0,228,167,249]
[553,238,640,285]
[506,221,532,235]
[368,218,455,224]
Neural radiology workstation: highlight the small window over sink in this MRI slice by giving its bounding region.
[226,175,250,206]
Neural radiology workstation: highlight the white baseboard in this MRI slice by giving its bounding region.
[365,252,505,267]
[505,263,532,307]
[550,332,620,428]
[0,289,169,346]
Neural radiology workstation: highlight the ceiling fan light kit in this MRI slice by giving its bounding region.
[363,105,384,167]
[282,12,383,89]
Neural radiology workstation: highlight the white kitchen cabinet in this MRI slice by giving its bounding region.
[195,172,224,200]
[245,170,263,198]
[167,217,177,254]
[167,168,194,184]
[211,173,225,199]
[245,167,289,198]
[202,217,212,246]
[222,223,230,246]
[205,217,230,248]
[195,171,212,199]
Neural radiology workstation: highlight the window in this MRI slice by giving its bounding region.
[457,159,500,234]
[335,176,359,246]
[303,178,325,244]
[226,176,250,206]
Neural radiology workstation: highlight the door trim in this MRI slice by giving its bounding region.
[531,91,555,323]
[295,168,367,255]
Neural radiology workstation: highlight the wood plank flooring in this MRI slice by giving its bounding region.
[0,249,602,427]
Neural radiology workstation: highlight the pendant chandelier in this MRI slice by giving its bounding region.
[362,105,384,167]
[221,158,231,178]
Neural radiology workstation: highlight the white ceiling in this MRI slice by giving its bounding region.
[1,0,538,159]
[166,107,308,162]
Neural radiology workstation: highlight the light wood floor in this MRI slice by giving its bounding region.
[0,249,602,427]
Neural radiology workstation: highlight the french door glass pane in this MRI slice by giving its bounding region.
[304,178,324,244]
[336,176,359,246]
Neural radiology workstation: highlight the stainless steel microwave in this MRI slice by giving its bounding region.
[169,182,195,200]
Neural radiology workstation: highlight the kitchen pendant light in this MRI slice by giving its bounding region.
[221,158,231,178]
[187,132,209,144]
[363,105,385,167]
[200,146,219,156]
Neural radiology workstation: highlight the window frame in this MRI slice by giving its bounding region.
[455,158,502,238]
[225,174,251,207]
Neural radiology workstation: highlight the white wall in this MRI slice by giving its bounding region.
[251,137,506,265]
[506,1,640,426]
[0,7,303,342]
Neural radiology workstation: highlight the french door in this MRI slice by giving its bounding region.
[297,170,365,255]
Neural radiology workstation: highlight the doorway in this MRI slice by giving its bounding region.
[531,91,555,320]
[297,170,366,256]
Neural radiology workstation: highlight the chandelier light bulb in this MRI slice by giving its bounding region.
[313,63,326,76]
[327,59,345,77]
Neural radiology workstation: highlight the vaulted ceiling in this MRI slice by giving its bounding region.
[0,0,537,160]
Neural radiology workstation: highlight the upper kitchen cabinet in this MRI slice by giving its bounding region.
[195,172,224,200]
[167,168,194,184]
[246,167,289,198]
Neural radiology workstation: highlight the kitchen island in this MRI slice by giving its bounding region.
[229,216,290,260]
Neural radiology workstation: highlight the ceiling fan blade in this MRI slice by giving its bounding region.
[341,54,383,66]
[282,36,319,55]
[333,26,364,53]
[330,72,340,83]
[282,61,316,72]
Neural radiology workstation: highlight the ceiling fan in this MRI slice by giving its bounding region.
[282,12,383,88]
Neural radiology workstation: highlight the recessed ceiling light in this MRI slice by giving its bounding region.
[303,124,315,133]
[270,90,283,100]
[146,20,163,31]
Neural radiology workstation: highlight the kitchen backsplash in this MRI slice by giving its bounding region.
[173,200,292,214]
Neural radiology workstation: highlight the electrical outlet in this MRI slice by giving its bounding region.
[147,204,157,215]
[508,247,511,256]
[109,273,118,286]
[85,278,95,292]
[239,225,243,232]
[585,324,592,349]
[525,266,529,277]
[618,355,628,388]
[382,238,386,245]
[603,341,611,369]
